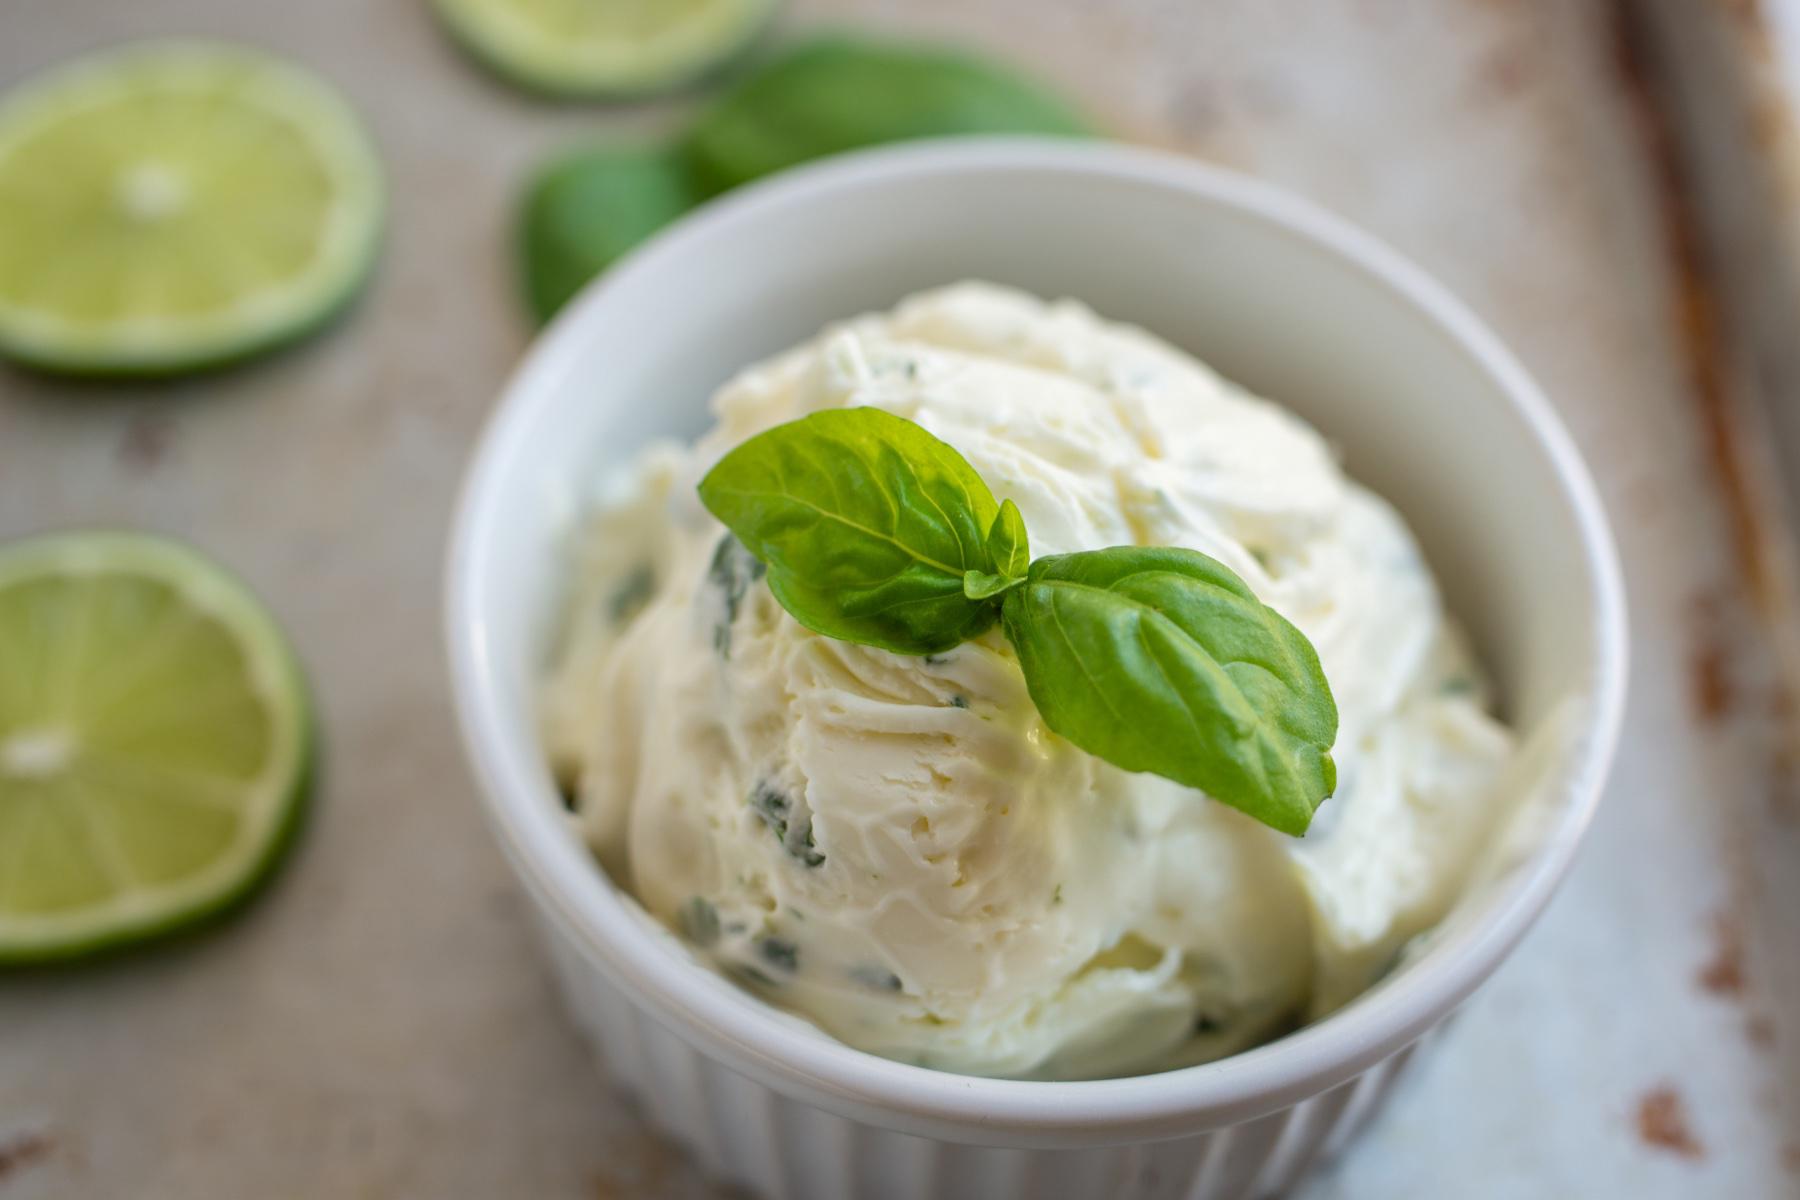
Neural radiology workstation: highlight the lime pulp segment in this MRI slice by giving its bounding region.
[434,0,774,96]
[0,532,311,962]
[0,41,383,374]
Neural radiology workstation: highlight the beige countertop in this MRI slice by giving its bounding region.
[2,1,1793,1197]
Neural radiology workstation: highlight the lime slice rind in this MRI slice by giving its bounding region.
[433,0,776,98]
[0,532,313,964]
[0,41,384,376]
[0,747,315,966]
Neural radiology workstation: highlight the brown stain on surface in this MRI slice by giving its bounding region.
[1609,0,1800,798]
[1685,591,1746,722]
[116,411,176,473]
[1698,909,1746,996]
[1607,2,1781,610]
[1771,735,1800,824]
[1167,79,1226,141]
[1715,0,1765,29]
[1689,634,1735,721]
[0,1130,54,1182]
[1747,1013,1776,1046]
[1475,40,1533,100]
[589,1126,692,1199]
[1636,1086,1707,1160]
[1718,0,1800,219]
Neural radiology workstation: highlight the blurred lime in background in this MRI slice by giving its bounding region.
[520,34,1091,320]
[434,0,777,98]
[0,532,313,964]
[0,40,383,377]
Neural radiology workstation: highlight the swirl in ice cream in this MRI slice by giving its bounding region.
[543,283,1515,1079]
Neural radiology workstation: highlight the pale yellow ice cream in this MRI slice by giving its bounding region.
[544,283,1514,1079]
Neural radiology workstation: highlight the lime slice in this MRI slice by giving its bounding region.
[434,0,775,98]
[0,532,312,963]
[0,41,383,376]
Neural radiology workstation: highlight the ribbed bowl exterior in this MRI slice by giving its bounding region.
[445,146,1626,1200]
[540,914,1424,1200]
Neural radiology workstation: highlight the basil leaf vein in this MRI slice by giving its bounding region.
[1001,546,1337,834]
[698,407,1003,654]
[963,498,1029,601]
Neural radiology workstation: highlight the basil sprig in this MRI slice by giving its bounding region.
[697,407,1015,654]
[698,408,1338,834]
[1001,548,1337,835]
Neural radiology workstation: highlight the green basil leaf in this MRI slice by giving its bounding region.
[987,498,1029,578]
[1001,546,1338,834]
[963,498,1029,601]
[962,570,1020,602]
[698,408,1002,654]
[518,144,701,324]
[683,37,1092,195]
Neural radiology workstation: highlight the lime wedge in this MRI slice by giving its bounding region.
[0,41,383,376]
[0,532,312,963]
[434,0,775,98]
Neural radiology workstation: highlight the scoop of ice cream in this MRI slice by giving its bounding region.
[544,283,1514,1078]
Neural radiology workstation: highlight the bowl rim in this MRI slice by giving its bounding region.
[445,138,1628,1142]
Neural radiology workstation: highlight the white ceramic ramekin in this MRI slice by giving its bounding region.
[445,140,1626,1200]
